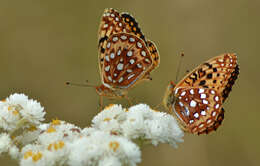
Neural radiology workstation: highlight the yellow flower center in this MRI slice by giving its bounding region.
[109,141,120,152]
[46,127,56,133]
[51,119,61,125]
[48,141,65,151]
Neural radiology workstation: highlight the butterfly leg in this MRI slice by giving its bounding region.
[98,96,104,111]
[154,102,163,110]
[125,95,133,106]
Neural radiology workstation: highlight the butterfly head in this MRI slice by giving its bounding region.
[163,81,178,110]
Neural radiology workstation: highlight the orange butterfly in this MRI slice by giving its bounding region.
[163,53,239,134]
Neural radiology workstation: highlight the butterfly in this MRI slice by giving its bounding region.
[163,53,239,134]
[95,8,160,106]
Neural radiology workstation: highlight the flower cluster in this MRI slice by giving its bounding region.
[0,94,184,166]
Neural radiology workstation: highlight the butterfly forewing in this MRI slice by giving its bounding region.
[121,13,146,42]
[101,33,153,89]
[175,53,239,102]
[98,9,127,69]
[174,87,223,134]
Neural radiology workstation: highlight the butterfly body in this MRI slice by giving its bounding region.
[95,84,127,99]
[163,53,239,134]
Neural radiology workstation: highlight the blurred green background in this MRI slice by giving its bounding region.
[0,0,259,165]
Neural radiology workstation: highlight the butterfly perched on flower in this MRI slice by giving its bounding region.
[94,8,160,106]
[163,53,239,134]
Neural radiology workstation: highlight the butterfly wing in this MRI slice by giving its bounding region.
[172,87,223,134]
[175,53,239,102]
[121,12,146,42]
[146,40,160,72]
[98,9,147,77]
[98,9,127,70]
[101,33,153,89]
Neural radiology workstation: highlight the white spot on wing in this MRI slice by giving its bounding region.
[141,50,146,56]
[129,37,135,42]
[199,123,204,128]
[184,107,190,116]
[117,63,124,71]
[181,91,186,96]
[201,110,206,116]
[199,89,204,93]
[104,65,110,72]
[110,53,115,59]
[105,55,110,62]
[203,100,209,104]
[108,76,112,82]
[179,101,184,107]
[120,35,127,40]
[200,94,206,99]
[175,88,180,95]
[127,69,132,73]
[190,100,197,107]
[127,50,133,57]
[194,112,199,118]
[117,50,121,56]
[145,58,151,63]
[215,96,219,101]
[118,77,124,83]
[103,24,108,28]
[106,42,111,48]
[112,37,118,42]
[137,63,142,68]
[215,104,220,109]
[211,90,215,95]
[129,59,135,64]
[218,59,224,62]
[190,89,194,94]
[128,74,135,80]
[137,42,142,48]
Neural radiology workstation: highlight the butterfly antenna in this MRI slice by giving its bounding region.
[175,52,185,82]
[66,80,96,88]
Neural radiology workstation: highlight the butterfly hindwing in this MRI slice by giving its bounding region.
[146,40,160,72]
[101,33,153,89]
[173,87,223,134]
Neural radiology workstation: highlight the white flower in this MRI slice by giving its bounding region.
[98,157,121,166]
[9,145,20,160]
[0,93,45,131]
[92,104,184,147]
[37,120,82,146]
[144,111,184,146]
[0,93,185,166]
[68,130,141,166]
[92,104,126,134]
[0,133,12,154]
